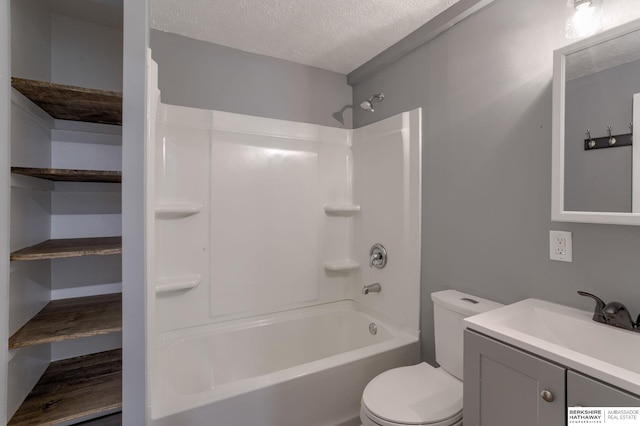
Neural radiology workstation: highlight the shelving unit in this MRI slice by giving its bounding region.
[8,14,125,423]
[7,76,124,420]
[7,349,122,426]
[6,3,127,424]
[7,76,124,419]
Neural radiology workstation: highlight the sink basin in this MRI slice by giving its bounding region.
[464,298,640,395]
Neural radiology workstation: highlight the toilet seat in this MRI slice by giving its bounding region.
[361,363,463,426]
[361,404,461,426]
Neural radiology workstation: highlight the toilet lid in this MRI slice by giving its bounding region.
[362,363,462,425]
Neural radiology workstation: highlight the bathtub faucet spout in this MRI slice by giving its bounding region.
[362,283,382,295]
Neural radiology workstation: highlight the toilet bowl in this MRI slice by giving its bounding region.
[361,362,462,426]
[360,290,502,426]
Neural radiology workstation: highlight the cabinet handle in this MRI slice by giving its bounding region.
[541,390,554,403]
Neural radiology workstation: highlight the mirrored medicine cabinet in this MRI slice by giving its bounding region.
[552,17,640,225]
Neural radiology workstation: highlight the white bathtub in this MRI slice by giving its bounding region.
[151,300,419,426]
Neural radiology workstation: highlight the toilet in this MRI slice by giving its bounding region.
[360,289,503,426]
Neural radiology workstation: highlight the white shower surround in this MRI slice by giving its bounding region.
[153,104,361,331]
[152,103,421,332]
[148,65,422,423]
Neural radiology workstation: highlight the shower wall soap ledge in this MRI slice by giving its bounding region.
[155,203,202,219]
[156,275,202,294]
[323,204,361,216]
[323,259,360,271]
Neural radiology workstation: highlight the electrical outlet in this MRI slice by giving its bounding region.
[550,231,572,262]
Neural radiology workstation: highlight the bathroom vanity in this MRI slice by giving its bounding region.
[463,299,640,426]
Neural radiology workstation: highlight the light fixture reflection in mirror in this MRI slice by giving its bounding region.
[566,0,602,39]
[574,0,592,10]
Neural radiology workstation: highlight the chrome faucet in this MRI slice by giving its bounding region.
[363,283,382,295]
[578,291,639,331]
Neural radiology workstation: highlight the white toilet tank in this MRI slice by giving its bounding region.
[431,290,502,380]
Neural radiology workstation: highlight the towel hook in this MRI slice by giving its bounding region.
[586,129,596,149]
[607,126,617,146]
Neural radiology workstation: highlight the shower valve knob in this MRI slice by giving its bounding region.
[369,244,387,269]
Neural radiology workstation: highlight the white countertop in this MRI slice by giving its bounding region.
[464,298,640,396]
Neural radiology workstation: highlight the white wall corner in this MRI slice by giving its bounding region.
[1,0,11,422]
[122,0,150,424]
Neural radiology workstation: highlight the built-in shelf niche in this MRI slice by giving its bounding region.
[323,259,360,272]
[8,7,125,422]
[323,204,361,216]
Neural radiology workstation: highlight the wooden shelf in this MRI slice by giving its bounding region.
[9,293,122,349]
[10,237,122,261]
[12,167,121,183]
[8,349,122,426]
[11,77,122,125]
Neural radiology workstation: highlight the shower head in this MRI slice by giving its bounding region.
[360,93,384,112]
[360,100,374,111]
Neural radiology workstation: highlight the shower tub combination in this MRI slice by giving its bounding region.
[152,301,419,425]
[148,59,422,425]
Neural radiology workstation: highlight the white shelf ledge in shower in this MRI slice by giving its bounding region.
[323,204,361,216]
[323,259,360,272]
[155,274,201,294]
[155,203,202,219]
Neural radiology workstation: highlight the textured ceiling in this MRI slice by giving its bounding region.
[566,29,640,81]
[150,0,460,74]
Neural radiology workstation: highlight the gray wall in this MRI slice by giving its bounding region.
[564,59,640,212]
[150,30,353,129]
[11,0,51,81]
[51,13,123,92]
[352,0,640,363]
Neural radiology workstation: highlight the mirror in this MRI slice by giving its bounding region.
[552,18,640,224]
